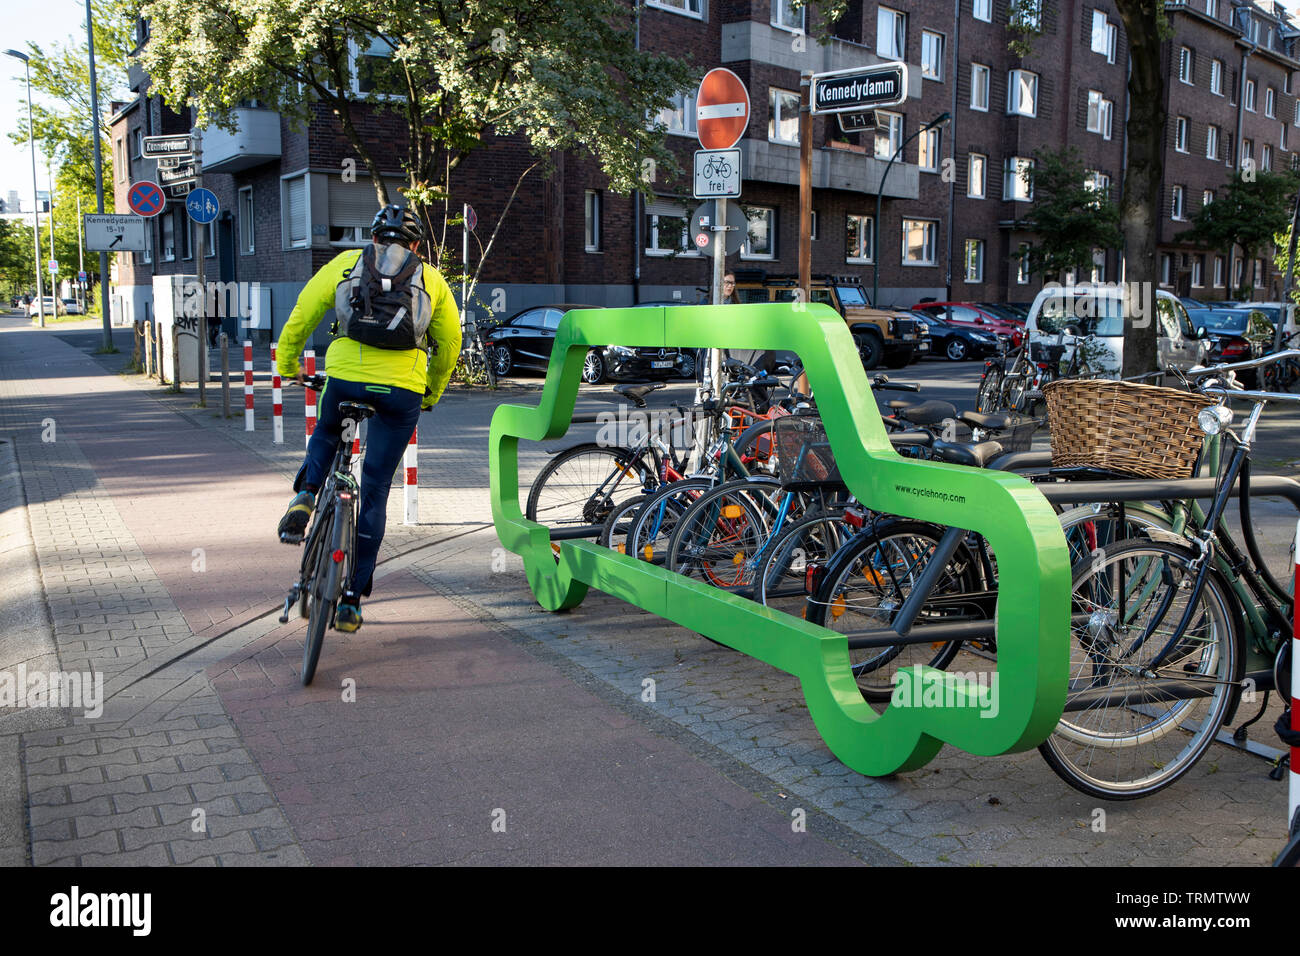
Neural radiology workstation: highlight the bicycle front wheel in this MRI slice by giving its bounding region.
[975,364,1005,414]
[665,480,776,592]
[526,444,654,531]
[1039,538,1242,800]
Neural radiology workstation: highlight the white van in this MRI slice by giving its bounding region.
[1024,284,1207,377]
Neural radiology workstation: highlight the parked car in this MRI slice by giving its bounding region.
[1186,307,1274,384]
[484,303,687,384]
[977,302,1029,323]
[61,298,85,315]
[1179,296,1208,311]
[26,296,65,317]
[907,310,1000,362]
[1024,284,1207,376]
[911,302,1023,347]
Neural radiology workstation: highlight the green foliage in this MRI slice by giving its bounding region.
[1015,147,1122,281]
[1006,0,1044,57]
[0,220,37,295]
[1182,169,1300,295]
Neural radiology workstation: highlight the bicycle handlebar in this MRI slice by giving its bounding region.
[1185,348,1300,379]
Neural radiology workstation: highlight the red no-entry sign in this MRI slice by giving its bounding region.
[696,68,750,151]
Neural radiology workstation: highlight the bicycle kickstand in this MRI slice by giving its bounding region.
[278,583,300,624]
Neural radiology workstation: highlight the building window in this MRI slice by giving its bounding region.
[964,239,984,283]
[645,200,695,256]
[1206,124,1219,160]
[918,126,941,172]
[1007,70,1038,117]
[584,190,601,252]
[1266,87,1276,118]
[1214,255,1224,287]
[1011,0,1041,30]
[283,174,309,249]
[1235,256,1244,287]
[1160,253,1172,286]
[160,214,175,261]
[873,111,903,159]
[739,205,775,259]
[114,137,125,182]
[140,220,153,265]
[1225,131,1234,165]
[1088,92,1114,139]
[973,0,991,22]
[646,0,704,18]
[921,31,944,81]
[768,88,800,145]
[130,128,142,160]
[1205,0,1217,17]
[902,219,938,265]
[1171,185,1185,221]
[1245,78,1256,112]
[968,153,986,198]
[180,209,193,260]
[1016,242,1031,284]
[1179,47,1194,85]
[810,210,819,240]
[1211,59,1223,95]
[238,187,254,255]
[1294,100,1300,127]
[771,0,804,32]
[203,220,215,258]
[1283,126,1289,152]
[1090,11,1116,63]
[1203,188,1214,206]
[1191,256,1204,288]
[876,6,906,60]
[1263,144,1272,170]
[1174,116,1188,152]
[970,64,989,111]
[1091,248,1106,283]
[1254,259,1263,288]
[1085,170,1110,201]
[351,35,403,96]
[846,214,873,263]
[1004,156,1034,201]
[1243,138,1254,164]
[654,90,698,136]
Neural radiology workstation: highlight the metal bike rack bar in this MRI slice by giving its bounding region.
[1035,474,1300,509]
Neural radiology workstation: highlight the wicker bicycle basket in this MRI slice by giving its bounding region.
[1041,379,1216,479]
[772,415,842,489]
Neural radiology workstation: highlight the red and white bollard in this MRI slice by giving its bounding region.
[304,350,317,448]
[270,342,283,444]
[403,426,418,525]
[1290,520,1299,835]
[242,341,254,431]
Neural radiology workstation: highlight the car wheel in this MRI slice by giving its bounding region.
[853,332,883,371]
[490,344,513,378]
[582,349,607,385]
[945,338,969,362]
[677,351,696,379]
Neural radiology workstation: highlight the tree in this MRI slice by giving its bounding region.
[1017,147,1122,283]
[138,0,695,272]
[0,220,37,297]
[1182,168,1300,298]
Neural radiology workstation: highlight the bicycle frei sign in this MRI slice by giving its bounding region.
[489,304,1072,777]
[694,149,741,199]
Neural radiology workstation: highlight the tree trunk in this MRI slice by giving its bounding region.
[1116,1,1165,378]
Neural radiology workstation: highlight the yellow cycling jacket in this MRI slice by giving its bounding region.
[276,247,462,407]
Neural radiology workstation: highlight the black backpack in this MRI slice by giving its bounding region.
[334,243,433,350]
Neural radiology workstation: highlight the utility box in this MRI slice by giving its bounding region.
[152,274,211,383]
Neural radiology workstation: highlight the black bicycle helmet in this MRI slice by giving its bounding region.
[370,204,425,244]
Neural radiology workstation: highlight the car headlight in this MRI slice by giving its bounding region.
[973,333,995,343]
[608,345,635,357]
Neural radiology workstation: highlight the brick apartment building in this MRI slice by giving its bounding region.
[109,0,1300,342]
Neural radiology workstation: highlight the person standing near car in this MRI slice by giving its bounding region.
[274,204,461,633]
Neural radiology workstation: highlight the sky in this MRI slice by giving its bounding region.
[0,0,129,210]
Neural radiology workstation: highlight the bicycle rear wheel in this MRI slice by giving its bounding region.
[975,364,1004,414]
[1039,538,1242,800]
[526,444,654,531]
[302,500,348,686]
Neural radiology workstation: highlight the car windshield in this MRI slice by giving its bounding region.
[1037,292,1124,336]
[835,285,868,307]
[1197,311,1249,332]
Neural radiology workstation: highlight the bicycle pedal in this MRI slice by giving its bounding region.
[279,531,304,545]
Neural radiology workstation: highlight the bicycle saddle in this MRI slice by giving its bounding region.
[613,382,665,408]
[895,400,958,426]
[959,411,1011,431]
[337,401,376,420]
[929,439,1005,469]
[887,430,934,448]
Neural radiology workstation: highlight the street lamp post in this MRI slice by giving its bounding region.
[4,49,45,328]
[872,111,950,308]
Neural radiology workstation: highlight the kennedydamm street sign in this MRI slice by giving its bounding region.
[142,134,193,158]
[810,63,908,115]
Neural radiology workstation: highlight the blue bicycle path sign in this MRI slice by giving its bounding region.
[186,188,219,224]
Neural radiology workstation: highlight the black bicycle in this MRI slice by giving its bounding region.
[278,373,375,685]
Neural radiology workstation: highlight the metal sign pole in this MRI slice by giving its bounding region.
[194,130,207,408]
[799,72,812,306]
[85,0,112,351]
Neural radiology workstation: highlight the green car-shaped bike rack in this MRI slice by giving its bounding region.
[489,303,1071,776]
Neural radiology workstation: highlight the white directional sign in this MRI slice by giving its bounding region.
[84,214,147,252]
[693,149,742,199]
[158,162,197,185]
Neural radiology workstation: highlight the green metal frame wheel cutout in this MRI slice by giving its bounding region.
[489,303,1070,776]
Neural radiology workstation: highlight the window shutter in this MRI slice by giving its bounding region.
[328,181,385,228]
[287,177,307,245]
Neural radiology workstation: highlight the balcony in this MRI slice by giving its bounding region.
[202,108,282,173]
[740,138,919,199]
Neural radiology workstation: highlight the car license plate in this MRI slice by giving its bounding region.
[918,342,929,351]
[651,360,673,369]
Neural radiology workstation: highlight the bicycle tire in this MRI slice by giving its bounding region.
[1039,538,1242,800]
[301,501,342,686]
[665,479,776,591]
[807,519,985,702]
[598,493,651,552]
[975,364,1005,414]
[625,477,717,563]
[754,509,853,616]
[525,443,656,530]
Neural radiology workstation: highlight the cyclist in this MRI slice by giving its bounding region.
[275,204,461,632]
